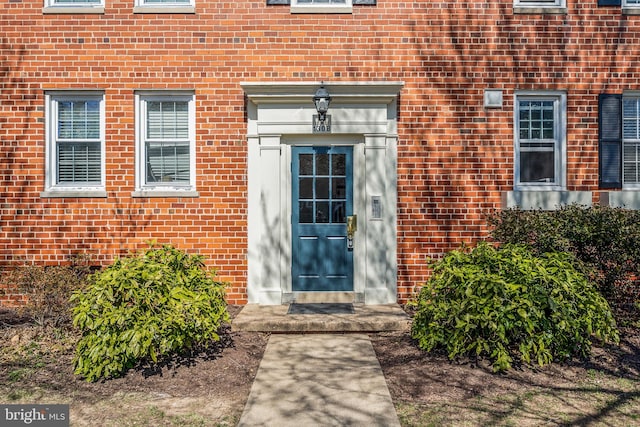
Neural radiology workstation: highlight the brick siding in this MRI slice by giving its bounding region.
[0,1,635,304]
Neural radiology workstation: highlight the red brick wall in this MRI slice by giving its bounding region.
[0,1,636,304]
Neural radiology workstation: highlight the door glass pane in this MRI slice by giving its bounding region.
[332,201,346,223]
[299,178,313,199]
[299,201,314,223]
[300,154,313,175]
[316,178,330,199]
[316,154,329,175]
[332,178,346,199]
[316,201,330,223]
[332,154,346,175]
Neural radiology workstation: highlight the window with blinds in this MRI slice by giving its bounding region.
[139,0,191,4]
[145,101,190,184]
[622,98,640,186]
[514,0,565,5]
[290,0,352,13]
[51,0,101,3]
[48,95,104,190]
[136,93,195,192]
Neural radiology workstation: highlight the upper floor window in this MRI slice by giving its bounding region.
[133,0,195,14]
[514,92,567,190]
[266,0,375,13]
[513,0,567,13]
[43,92,106,197]
[134,91,197,197]
[43,0,104,14]
[623,0,640,12]
[291,0,353,13]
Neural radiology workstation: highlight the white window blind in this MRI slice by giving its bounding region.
[142,0,190,3]
[623,98,640,184]
[52,0,101,3]
[296,0,347,3]
[56,100,101,184]
[145,100,190,184]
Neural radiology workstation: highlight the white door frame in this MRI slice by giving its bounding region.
[242,81,403,305]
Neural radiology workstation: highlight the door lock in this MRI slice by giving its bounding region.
[346,215,357,250]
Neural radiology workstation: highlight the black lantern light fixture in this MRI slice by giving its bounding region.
[312,84,331,133]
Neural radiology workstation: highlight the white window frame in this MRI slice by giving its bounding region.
[622,94,640,189]
[514,91,567,191]
[133,91,198,197]
[291,0,353,14]
[623,0,640,15]
[133,0,195,14]
[43,0,104,14]
[42,91,106,198]
[513,0,567,14]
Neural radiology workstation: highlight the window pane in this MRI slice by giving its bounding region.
[58,100,100,139]
[316,154,329,175]
[297,0,347,3]
[144,0,189,3]
[147,101,189,139]
[623,98,640,140]
[299,201,314,224]
[54,0,100,4]
[519,100,555,140]
[331,201,346,224]
[332,154,346,175]
[299,178,313,199]
[520,151,555,183]
[316,178,329,199]
[146,141,190,183]
[57,141,101,183]
[316,201,330,223]
[623,142,640,183]
[332,178,346,199]
[299,154,313,175]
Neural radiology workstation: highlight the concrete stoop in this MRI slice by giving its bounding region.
[231,303,411,333]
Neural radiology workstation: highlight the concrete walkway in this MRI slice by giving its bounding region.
[238,333,401,427]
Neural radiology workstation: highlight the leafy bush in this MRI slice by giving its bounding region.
[71,244,229,382]
[2,256,92,327]
[411,243,619,372]
[488,205,640,322]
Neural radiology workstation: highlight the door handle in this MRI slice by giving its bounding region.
[346,215,357,250]
[347,215,357,238]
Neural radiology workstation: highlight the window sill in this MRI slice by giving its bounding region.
[132,189,199,198]
[42,5,104,14]
[600,191,640,209]
[502,190,592,210]
[40,189,107,198]
[513,7,567,14]
[133,5,195,14]
[291,5,352,14]
[623,7,640,15]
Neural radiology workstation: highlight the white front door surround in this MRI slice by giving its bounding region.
[242,81,403,305]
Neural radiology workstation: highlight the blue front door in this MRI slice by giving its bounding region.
[291,146,354,292]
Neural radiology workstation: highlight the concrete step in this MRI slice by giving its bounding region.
[231,303,411,333]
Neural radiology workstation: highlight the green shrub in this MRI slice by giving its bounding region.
[2,256,92,327]
[71,244,229,382]
[411,243,619,372]
[488,204,640,322]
